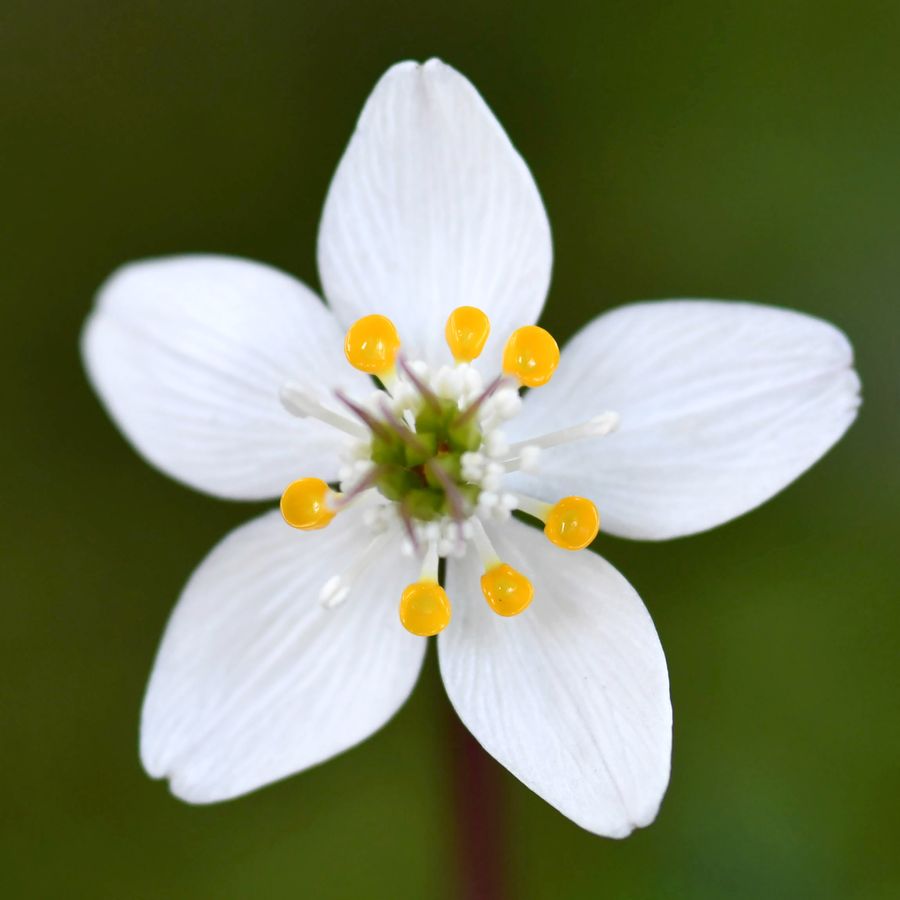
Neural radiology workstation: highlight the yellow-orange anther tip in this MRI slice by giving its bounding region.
[445,306,491,362]
[280,477,336,530]
[344,314,401,374]
[502,325,560,387]
[480,563,534,617]
[544,496,600,550]
[399,581,452,636]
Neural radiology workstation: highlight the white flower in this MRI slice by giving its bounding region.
[81,59,860,837]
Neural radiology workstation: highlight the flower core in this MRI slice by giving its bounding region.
[368,394,484,521]
[278,307,616,635]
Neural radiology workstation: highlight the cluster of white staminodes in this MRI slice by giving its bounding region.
[280,352,620,609]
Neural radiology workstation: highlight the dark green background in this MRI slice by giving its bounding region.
[3,1,898,897]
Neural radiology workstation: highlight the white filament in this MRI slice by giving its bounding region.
[470,517,501,570]
[280,382,368,439]
[319,531,392,608]
[419,539,440,582]
[515,493,552,522]
[507,412,619,457]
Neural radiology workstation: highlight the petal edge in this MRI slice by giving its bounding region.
[440,519,671,836]
[508,300,861,540]
[317,59,552,370]
[141,509,425,802]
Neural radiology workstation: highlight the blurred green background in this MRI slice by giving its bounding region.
[2,1,898,897]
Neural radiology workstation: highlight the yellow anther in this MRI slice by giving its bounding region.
[280,478,336,530]
[480,563,534,617]
[445,306,491,362]
[344,314,401,375]
[544,496,600,550]
[399,581,452,636]
[502,325,560,387]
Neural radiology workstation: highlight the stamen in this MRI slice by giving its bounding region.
[502,445,541,473]
[469,516,501,569]
[377,398,430,456]
[479,386,522,432]
[332,465,387,508]
[379,368,400,394]
[516,494,601,550]
[319,530,392,608]
[280,382,368,439]
[445,306,491,362]
[470,519,533,617]
[456,374,508,425]
[514,493,552,521]
[397,356,442,412]
[334,389,392,440]
[344,314,401,375]
[424,459,465,521]
[504,412,619,462]
[398,541,452,636]
[501,325,560,387]
[280,478,338,530]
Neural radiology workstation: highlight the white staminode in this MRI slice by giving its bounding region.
[476,489,519,522]
[401,518,473,559]
[503,412,620,469]
[479,386,522,432]
[280,381,368,439]
[319,530,392,608]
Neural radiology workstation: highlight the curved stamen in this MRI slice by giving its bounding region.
[332,464,388,509]
[456,374,508,425]
[334,389,392,440]
[378,398,430,455]
[397,355,442,411]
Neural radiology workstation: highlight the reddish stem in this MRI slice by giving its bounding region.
[446,705,509,900]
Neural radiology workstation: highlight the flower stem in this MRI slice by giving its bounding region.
[446,703,509,900]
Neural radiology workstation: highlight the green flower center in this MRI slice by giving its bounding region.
[369,398,483,521]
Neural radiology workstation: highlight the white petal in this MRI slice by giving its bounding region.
[141,509,424,803]
[508,300,861,539]
[82,255,369,500]
[317,59,552,370]
[440,519,671,837]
